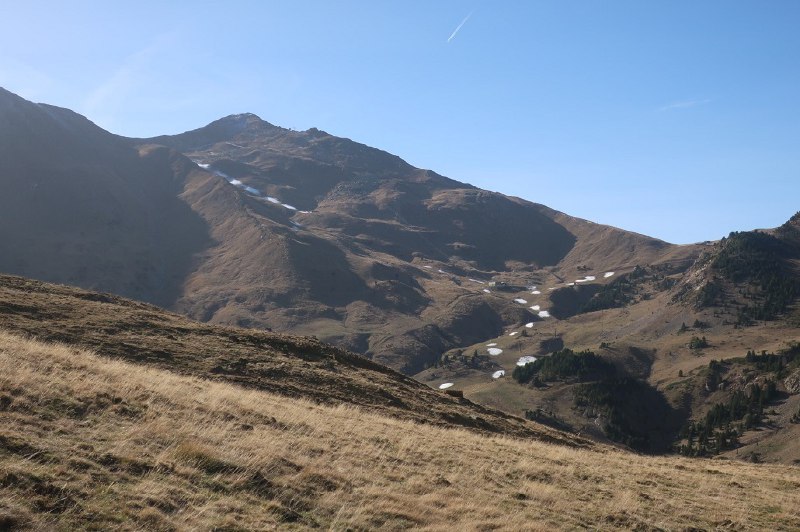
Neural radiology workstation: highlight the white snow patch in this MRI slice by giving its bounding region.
[468,278,485,284]
[230,179,261,196]
[531,290,541,295]
[266,197,281,204]
[525,322,534,328]
[487,347,503,356]
[538,310,551,318]
[585,275,596,281]
[423,265,432,269]
[566,282,575,287]
[486,342,498,347]
[438,269,447,274]
[514,298,528,304]
[508,332,519,337]
[197,163,210,169]
[604,271,615,278]
[517,355,537,367]
[492,370,506,379]
[438,382,455,390]
[548,287,557,291]
[281,203,297,210]
[530,305,540,311]
[483,289,491,293]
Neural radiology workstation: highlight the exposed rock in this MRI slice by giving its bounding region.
[784,369,800,394]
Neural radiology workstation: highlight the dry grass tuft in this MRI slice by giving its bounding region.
[1,330,799,530]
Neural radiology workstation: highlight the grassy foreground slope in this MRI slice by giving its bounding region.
[2,332,800,531]
[0,273,577,443]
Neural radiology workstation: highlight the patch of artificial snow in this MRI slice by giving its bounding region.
[525,322,534,328]
[514,298,528,304]
[438,382,455,390]
[604,271,615,278]
[530,305,540,311]
[492,370,506,379]
[488,348,503,356]
[517,355,537,366]
[538,310,551,318]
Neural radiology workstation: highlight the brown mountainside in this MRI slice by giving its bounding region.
[142,111,692,372]
[0,88,210,308]
[0,87,688,373]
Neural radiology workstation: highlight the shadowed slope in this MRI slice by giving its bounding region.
[0,88,211,308]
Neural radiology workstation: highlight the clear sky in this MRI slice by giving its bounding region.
[2,1,798,244]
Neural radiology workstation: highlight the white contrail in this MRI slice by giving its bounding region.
[447,11,474,43]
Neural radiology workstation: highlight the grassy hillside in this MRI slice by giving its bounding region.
[2,332,799,531]
[0,273,579,444]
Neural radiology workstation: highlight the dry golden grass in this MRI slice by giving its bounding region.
[2,330,799,531]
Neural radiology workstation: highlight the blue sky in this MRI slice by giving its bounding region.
[1,1,798,244]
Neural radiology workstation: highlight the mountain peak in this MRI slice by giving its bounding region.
[141,111,280,151]
[218,112,270,127]
[205,112,277,135]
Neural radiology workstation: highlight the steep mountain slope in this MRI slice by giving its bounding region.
[3,331,799,530]
[0,87,692,374]
[0,88,216,308]
[143,113,696,372]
